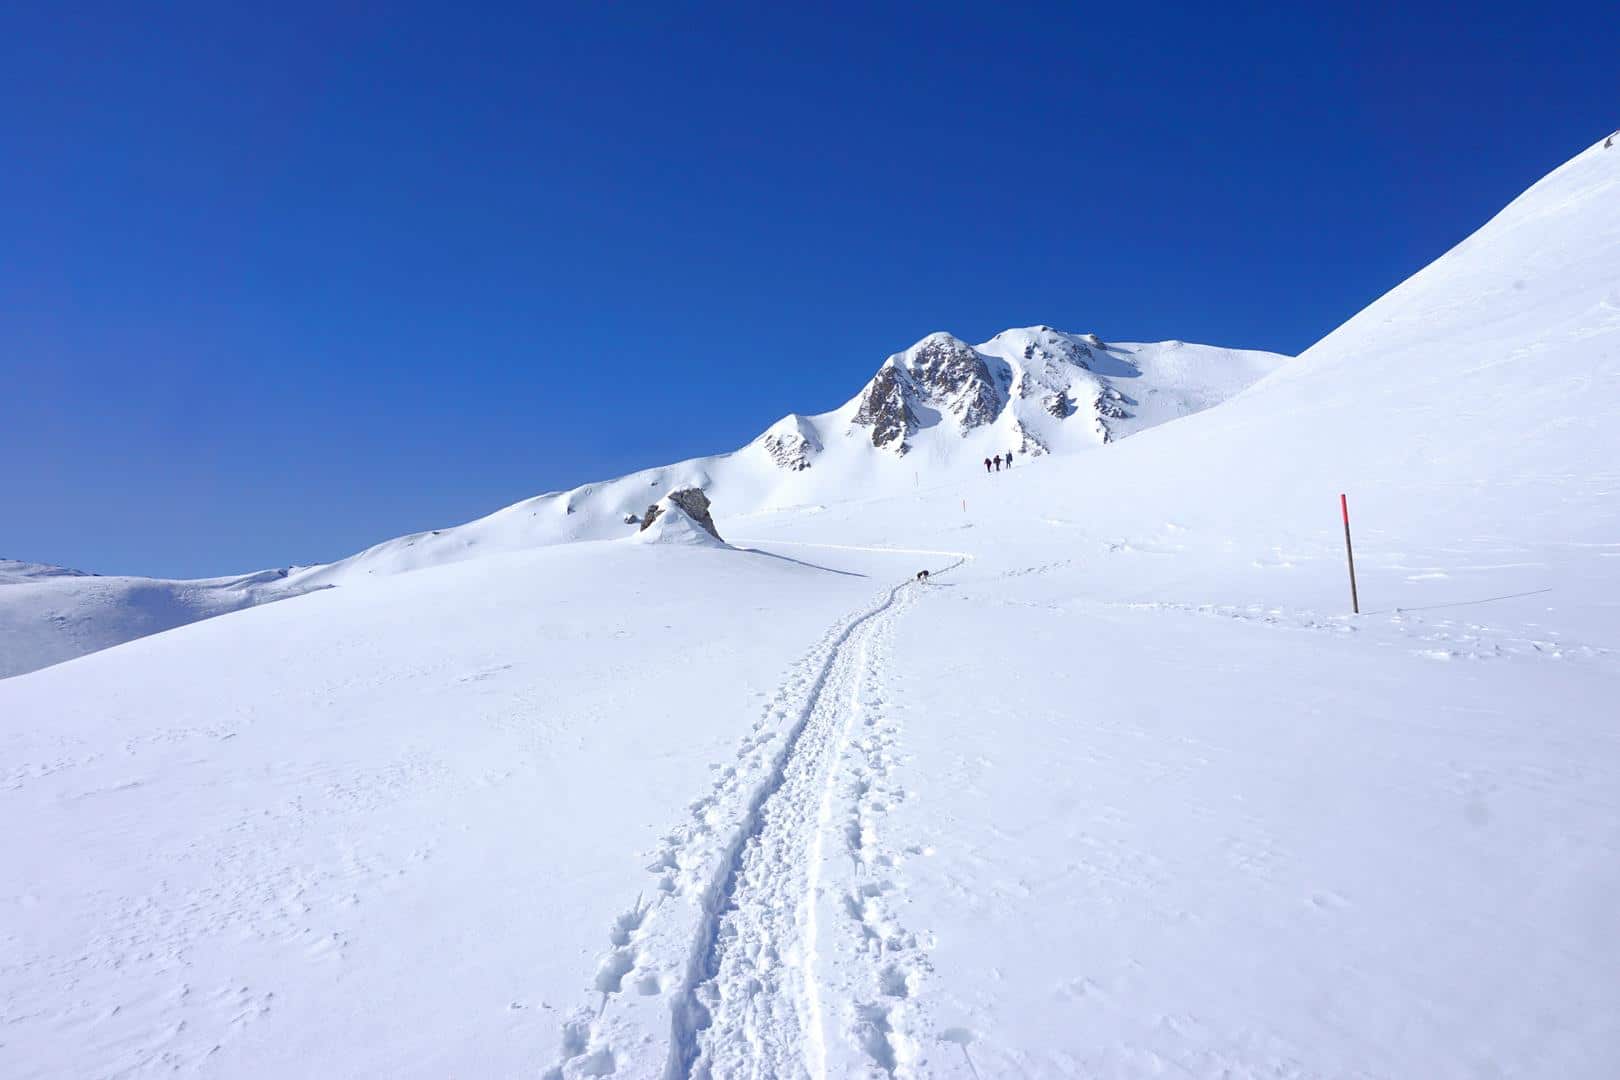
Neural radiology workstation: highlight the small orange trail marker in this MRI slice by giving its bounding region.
[1341,493,1360,614]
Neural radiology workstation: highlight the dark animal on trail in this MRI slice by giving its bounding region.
[915,570,930,582]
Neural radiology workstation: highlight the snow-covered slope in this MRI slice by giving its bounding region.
[694,132,1620,1076]
[0,538,922,1078]
[1,330,1284,678]
[1014,131,1620,580]
[3,135,1617,1079]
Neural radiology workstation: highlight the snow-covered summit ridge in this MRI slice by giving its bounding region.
[844,326,1281,457]
[256,326,1285,584]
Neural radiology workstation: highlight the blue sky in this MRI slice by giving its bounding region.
[3,2,1614,577]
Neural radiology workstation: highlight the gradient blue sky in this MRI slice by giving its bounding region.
[3,2,1614,577]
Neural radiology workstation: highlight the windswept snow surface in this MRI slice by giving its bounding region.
[4,135,1619,1079]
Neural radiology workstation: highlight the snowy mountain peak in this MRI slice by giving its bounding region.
[1,323,1285,677]
[843,325,1281,458]
[850,332,1007,454]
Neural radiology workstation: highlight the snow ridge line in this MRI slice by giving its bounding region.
[663,578,912,1079]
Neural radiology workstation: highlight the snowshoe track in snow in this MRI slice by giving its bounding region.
[670,576,914,1079]
[548,549,965,1080]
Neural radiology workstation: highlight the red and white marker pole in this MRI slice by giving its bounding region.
[1341,493,1360,614]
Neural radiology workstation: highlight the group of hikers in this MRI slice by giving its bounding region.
[983,452,1016,473]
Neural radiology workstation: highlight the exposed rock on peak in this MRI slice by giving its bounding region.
[850,332,1009,453]
[1017,327,1096,375]
[758,415,823,471]
[851,363,920,453]
[904,333,1003,429]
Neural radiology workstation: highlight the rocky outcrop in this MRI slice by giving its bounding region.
[1017,327,1096,382]
[851,364,919,452]
[758,415,823,471]
[639,487,722,542]
[1095,386,1132,421]
[905,333,1002,430]
[851,333,1006,453]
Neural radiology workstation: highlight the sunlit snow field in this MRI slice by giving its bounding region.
[3,138,1618,1078]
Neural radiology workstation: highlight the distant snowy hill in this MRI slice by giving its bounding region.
[0,559,324,680]
[1,328,1284,678]
[0,559,95,584]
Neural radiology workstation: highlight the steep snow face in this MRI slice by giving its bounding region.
[1040,133,1620,561]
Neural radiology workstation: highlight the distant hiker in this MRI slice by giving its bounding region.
[1004,450,1014,468]
[916,570,929,582]
[983,457,992,474]
[993,454,1002,472]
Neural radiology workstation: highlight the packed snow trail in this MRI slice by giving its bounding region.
[546,549,965,1080]
[668,562,962,1079]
